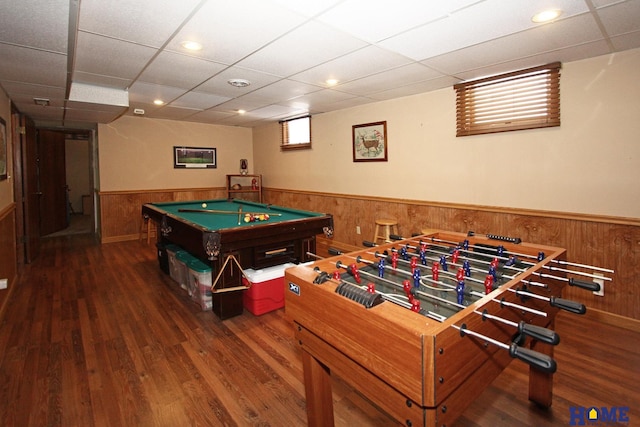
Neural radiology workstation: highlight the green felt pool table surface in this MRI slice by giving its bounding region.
[150,199,326,231]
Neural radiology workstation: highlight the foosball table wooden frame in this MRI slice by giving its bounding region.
[284,230,599,427]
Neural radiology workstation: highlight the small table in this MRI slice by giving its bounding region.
[142,199,333,319]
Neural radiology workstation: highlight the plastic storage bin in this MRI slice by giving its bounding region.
[175,250,194,290]
[167,245,183,283]
[242,263,295,315]
[188,258,213,311]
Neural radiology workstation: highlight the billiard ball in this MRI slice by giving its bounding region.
[202,203,207,208]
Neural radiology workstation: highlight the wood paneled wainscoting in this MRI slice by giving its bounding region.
[264,188,640,321]
[98,188,226,243]
[0,203,18,319]
[97,187,639,320]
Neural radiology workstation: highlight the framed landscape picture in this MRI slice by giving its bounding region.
[173,146,217,168]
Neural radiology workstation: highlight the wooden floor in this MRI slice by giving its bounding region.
[1,234,638,426]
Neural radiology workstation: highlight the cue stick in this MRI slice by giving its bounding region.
[238,206,242,225]
[177,208,282,216]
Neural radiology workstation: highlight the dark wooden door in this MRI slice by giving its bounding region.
[37,130,67,236]
[20,115,41,262]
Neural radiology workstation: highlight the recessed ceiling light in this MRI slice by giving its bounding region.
[181,40,202,51]
[532,9,562,23]
[238,109,246,114]
[326,79,339,86]
[227,79,251,88]
[153,99,165,105]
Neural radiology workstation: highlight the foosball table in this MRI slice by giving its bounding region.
[284,230,611,427]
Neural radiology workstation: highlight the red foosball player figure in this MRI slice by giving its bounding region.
[391,252,399,269]
[349,263,361,284]
[332,271,341,280]
[452,248,460,264]
[484,274,494,294]
[432,262,440,281]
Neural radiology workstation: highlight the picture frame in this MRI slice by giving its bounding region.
[0,116,6,180]
[173,146,217,169]
[352,121,387,162]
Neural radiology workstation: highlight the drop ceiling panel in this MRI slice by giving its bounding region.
[0,45,67,86]
[75,32,157,81]
[138,51,227,89]
[597,0,640,35]
[423,13,605,76]
[164,0,308,65]
[0,0,68,52]
[379,0,591,61]
[236,20,368,77]
[290,45,413,87]
[146,105,202,121]
[128,82,188,104]
[244,79,323,103]
[170,91,230,110]
[0,0,639,127]
[78,0,202,47]
[317,0,479,43]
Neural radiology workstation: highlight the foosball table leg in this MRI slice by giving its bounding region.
[302,350,335,427]
[527,338,554,407]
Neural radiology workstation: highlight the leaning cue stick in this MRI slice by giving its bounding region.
[177,208,282,216]
[238,206,242,225]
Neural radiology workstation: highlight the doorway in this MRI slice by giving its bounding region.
[41,130,94,238]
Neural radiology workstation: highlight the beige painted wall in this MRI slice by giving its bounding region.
[98,115,253,191]
[0,90,12,210]
[252,49,640,219]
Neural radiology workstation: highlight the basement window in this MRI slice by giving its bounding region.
[281,115,311,150]
[454,62,561,137]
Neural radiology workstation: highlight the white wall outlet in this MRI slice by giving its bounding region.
[0,278,7,290]
[356,226,361,235]
[593,273,604,297]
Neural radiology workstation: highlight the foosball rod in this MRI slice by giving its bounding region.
[416,232,614,274]
[452,323,557,374]
[333,255,548,319]
[389,235,605,291]
[474,309,560,345]
[332,277,451,323]
[333,260,465,311]
[401,234,610,282]
[364,240,534,286]
[363,251,492,296]
[508,287,587,315]
[383,240,527,280]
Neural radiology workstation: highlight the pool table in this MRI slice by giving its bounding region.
[142,199,333,319]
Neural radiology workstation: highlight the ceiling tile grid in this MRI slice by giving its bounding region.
[0,0,638,129]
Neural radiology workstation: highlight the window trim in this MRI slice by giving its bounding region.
[454,62,561,137]
[280,115,312,150]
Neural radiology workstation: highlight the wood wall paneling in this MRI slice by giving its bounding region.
[0,203,17,318]
[96,187,639,320]
[98,188,226,243]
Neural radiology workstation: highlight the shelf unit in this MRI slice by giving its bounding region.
[226,174,262,203]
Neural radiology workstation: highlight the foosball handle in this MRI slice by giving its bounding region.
[328,247,342,256]
[518,322,560,345]
[509,343,557,373]
[362,240,376,247]
[550,296,587,315]
[569,277,601,292]
[389,234,403,241]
